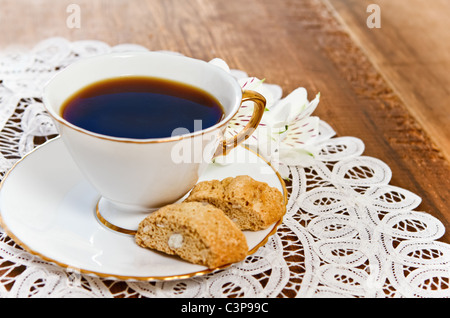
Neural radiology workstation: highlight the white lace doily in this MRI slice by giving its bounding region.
[0,38,449,298]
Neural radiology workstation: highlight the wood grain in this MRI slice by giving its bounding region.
[0,0,449,244]
[325,0,450,161]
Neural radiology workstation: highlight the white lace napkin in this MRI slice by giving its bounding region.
[0,38,448,298]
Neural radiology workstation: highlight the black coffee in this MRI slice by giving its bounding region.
[61,76,224,139]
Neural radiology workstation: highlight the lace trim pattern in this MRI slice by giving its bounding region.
[0,38,448,298]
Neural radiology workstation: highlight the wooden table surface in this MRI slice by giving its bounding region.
[0,0,448,243]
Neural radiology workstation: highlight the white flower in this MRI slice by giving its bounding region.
[226,77,321,173]
[209,59,322,178]
[264,87,320,164]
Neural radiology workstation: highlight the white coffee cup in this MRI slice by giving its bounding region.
[43,52,265,233]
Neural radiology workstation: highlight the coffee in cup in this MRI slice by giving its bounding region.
[60,76,225,139]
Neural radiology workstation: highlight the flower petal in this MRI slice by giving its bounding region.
[271,87,307,112]
[278,147,317,167]
[296,92,320,120]
[281,116,320,147]
[270,160,291,180]
[230,69,248,80]
[317,120,337,141]
[208,58,230,73]
[265,87,319,126]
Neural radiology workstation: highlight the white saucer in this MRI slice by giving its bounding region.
[0,137,286,281]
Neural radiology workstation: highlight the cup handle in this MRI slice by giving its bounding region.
[214,90,266,157]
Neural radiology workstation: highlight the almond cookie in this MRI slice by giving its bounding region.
[135,201,248,268]
[185,175,285,231]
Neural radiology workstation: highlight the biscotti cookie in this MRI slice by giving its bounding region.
[185,175,285,231]
[135,202,248,268]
